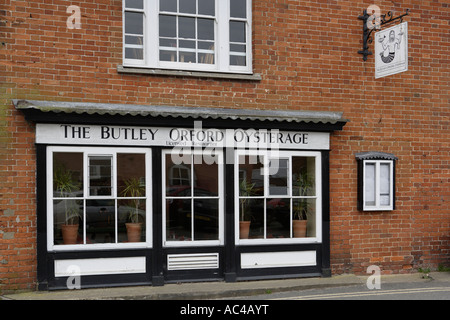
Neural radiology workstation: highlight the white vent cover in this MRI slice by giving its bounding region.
[167,253,219,271]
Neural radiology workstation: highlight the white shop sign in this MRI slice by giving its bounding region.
[36,123,330,150]
[375,22,408,79]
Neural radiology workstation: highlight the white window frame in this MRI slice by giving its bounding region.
[234,150,322,245]
[46,146,152,251]
[162,149,224,247]
[122,0,253,74]
[362,160,394,211]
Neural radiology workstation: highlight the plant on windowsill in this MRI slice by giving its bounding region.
[54,166,81,245]
[122,178,145,242]
[293,170,314,238]
[239,178,255,239]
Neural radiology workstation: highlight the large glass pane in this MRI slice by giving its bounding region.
[292,198,316,238]
[86,199,116,243]
[194,199,218,240]
[198,0,215,16]
[118,199,145,243]
[125,12,143,35]
[166,199,192,241]
[125,47,143,60]
[166,154,192,195]
[240,198,264,239]
[380,163,390,206]
[238,155,264,196]
[159,15,177,38]
[117,153,145,197]
[53,199,83,245]
[365,163,376,206]
[230,0,247,18]
[53,152,83,197]
[179,0,196,14]
[267,198,290,238]
[160,0,177,12]
[269,158,288,195]
[194,161,218,196]
[292,157,315,196]
[230,21,246,43]
[197,18,214,40]
[89,156,112,196]
[179,17,195,39]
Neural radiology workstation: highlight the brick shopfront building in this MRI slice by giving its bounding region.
[0,0,448,292]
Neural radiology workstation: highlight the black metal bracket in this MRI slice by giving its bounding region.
[358,9,410,61]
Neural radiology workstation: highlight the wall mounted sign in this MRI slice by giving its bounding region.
[36,123,331,150]
[375,21,408,79]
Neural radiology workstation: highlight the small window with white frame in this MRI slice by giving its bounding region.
[356,152,397,211]
[122,0,253,74]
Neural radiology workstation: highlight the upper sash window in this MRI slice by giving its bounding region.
[123,0,253,74]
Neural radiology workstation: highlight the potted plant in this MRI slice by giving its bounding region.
[122,178,145,242]
[293,170,314,238]
[54,166,81,244]
[239,178,255,239]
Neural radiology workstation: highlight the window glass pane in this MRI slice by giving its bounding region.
[238,155,264,196]
[118,199,145,243]
[86,199,116,243]
[159,15,177,37]
[194,161,218,196]
[166,154,192,196]
[89,156,112,196]
[53,152,83,197]
[230,0,247,18]
[180,51,196,63]
[179,17,195,39]
[166,199,192,241]
[197,18,214,40]
[125,35,143,45]
[125,47,143,60]
[230,55,246,66]
[230,43,246,53]
[365,163,376,206]
[179,39,196,49]
[292,157,315,196]
[194,199,218,240]
[160,0,177,12]
[198,0,215,16]
[269,158,288,195]
[160,38,177,47]
[179,0,196,14]
[198,52,214,64]
[230,21,246,43]
[125,0,143,9]
[160,50,177,62]
[380,163,391,206]
[267,198,290,238]
[54,200,83,245]
[240,198,264,239]
[125,12,143,35]
[293,199,316,238]
[117,153,146,197]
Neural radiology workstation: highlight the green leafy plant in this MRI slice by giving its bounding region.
[293,169,314,220]
[239,178,255,221]
[121,178,145,223]
[53,165,81,225]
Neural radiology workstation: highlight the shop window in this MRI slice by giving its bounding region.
[236,150,322,244]
[163,150,224,246]
[356,152,397,211]
[123,0,252,74]
[48,147,151,250]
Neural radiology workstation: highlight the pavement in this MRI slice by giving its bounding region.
[1,272,449,300]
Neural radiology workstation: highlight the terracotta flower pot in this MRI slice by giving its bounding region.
[61,224,79,244]
[126,223,142,242]
[293,220,307,238]
[239,221,251,239]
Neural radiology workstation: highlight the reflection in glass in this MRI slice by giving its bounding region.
[86,199,115,243]
[53,152,83,197]
[292,199,316,237]
[166,199,192,241]
[269,158,288,195]
[267,198,290,238]
[194,162,218,196]
[238,155,264,196]
[194,199,218,240]
[53,199,83,245]
[125,12,143,35]
[365,163,376,206]
[89,156,112,196]
[292,157,315,196]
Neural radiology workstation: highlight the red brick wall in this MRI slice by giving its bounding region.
[1,0,448,292]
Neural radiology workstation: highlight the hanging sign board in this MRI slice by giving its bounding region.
[375,21,408,79]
